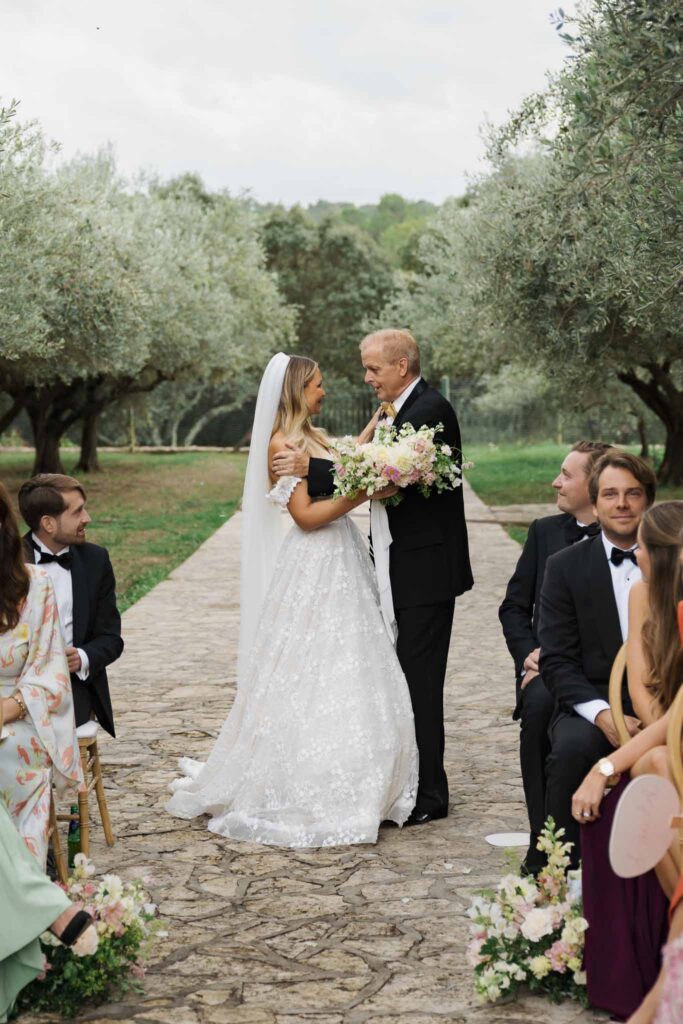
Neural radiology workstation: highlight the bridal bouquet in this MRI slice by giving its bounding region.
[332,422,465,505]
[19,854,160,1018]
[466,819,589,1007]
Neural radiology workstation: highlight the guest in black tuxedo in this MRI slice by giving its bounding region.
[499,440,611,873]
[18,474,123,737]
[272,329,473,824]
[538,450,656,864]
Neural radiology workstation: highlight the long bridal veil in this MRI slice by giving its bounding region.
[237,352,290,686]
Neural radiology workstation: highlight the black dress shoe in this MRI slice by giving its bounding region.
[404,806,448,827]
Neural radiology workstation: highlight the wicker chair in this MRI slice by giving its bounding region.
[608,642,631,747]
[50,722,115,883]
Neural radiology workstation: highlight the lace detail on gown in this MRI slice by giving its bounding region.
[167,510,418,848]
[266,476,301,508]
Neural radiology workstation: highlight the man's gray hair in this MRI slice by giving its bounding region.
[360,328,421,375]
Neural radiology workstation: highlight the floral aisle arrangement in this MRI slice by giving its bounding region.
[332,422,466,505]
[466,819,589,1006]
[17,854,159,1019]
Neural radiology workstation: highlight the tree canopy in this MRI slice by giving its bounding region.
[386,0,683,481]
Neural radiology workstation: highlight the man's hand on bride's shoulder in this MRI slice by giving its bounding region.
[272,443,310,478]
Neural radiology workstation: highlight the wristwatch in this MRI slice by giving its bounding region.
[596,757,616,778]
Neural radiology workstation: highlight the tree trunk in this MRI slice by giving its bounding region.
[619,365,683,486]
[30,412,65,474]
[74,410,101,472]
[658,423,683,486]
[635,416,649,460]
[0,398,23,435]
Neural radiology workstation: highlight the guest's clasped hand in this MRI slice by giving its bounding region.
[521,647,540,688]
[65,646,82,673]
[595,707,641,748]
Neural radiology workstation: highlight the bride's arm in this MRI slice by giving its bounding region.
[287,480,368,531]
[268,437,363,531]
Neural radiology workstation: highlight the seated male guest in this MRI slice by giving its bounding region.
[18,474,123,737]
[499,440,611,873]
[538,450,656,865]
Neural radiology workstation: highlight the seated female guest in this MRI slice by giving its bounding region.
[0,481,82,864]
[0,788,97,1023]
[573,500,683,1020]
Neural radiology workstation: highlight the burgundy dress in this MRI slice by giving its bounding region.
[582,775,669,1021]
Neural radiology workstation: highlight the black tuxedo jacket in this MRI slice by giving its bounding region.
[308,379,473,609]
[24,536,123,736]
[499,512,576,678]
[538,535,631,717]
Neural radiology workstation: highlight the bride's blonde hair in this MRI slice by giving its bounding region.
[272,355,331,457]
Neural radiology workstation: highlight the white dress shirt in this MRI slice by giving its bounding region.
[574,531,641,725]
[382,377,423,425]
[30,533,90,680]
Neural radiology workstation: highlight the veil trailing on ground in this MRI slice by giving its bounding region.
[237,352,290,685]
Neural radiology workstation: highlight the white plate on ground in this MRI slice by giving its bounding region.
[485,832,530,848]
[609,774,679,878]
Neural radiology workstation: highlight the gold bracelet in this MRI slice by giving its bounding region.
[9,692,27,720]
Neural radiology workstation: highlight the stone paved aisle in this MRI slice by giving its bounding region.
[32,486,606,1024]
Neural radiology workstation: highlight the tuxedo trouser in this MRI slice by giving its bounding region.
[395,599,455,816]
[544,713,612,867]
[519,673,555,856]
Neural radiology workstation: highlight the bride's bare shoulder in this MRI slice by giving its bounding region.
[269,431,289,456]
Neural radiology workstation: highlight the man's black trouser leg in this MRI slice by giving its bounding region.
[395,600,455,817]
[545,713,613,868]
[519,673,555,866]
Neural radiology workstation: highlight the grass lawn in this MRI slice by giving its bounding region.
[466,442,682,507]
[0,450,247,612]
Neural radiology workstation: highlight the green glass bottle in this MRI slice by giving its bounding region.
[67,805,80,868]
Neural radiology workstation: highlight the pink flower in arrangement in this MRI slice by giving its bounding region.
[547,939,571,973]
[424,472,436,485]
[414,439,427,453]
[382,465,402,483]
[539,871,562,899]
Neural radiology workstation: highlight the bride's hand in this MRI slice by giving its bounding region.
[357,407,383,444]
[368,484,399,501]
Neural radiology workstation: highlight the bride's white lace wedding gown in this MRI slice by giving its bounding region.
[166,476,418,848]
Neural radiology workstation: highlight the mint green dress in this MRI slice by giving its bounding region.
[0,796,70,1022]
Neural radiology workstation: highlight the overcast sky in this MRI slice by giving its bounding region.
[2,0,574,205]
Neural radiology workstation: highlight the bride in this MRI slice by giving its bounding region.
[166,353,418,848]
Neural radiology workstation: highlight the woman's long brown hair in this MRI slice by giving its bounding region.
[0,480,30,632]
[641,501,683,710]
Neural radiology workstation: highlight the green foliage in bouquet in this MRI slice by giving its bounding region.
[467,819,589,1006]
[17,856,158,1019]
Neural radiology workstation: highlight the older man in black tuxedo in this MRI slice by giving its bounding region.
[272,329,473,824]
[538,450,656,865]
[499,439,611,873]
[19,474,123,737]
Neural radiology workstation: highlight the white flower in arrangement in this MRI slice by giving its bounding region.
[573,969,587,986]
[566,870,582,904]
[520,906,555,942]
[561,915,588,946]
[99,873,124,901]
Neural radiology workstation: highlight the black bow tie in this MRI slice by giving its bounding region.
[610,547,637,567]
[565,521,601,545]
[31,540,72,570]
